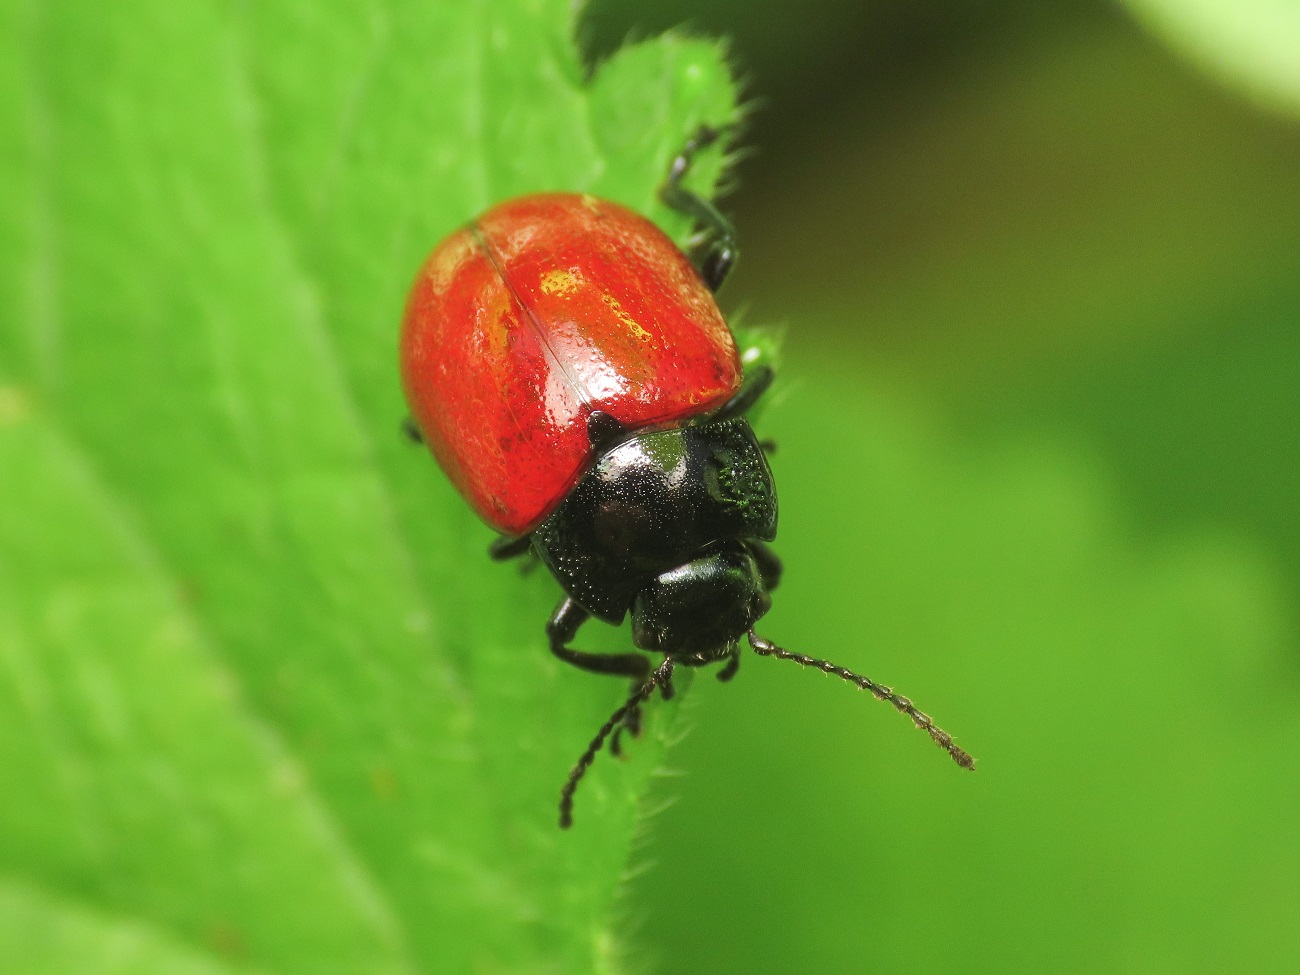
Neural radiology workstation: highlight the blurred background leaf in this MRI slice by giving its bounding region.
[1121,0,1300,114]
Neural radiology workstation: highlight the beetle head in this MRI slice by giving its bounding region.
[629,541,772,659]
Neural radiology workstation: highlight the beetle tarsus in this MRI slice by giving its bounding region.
[717,646,741,682]
[609,699,643,758]
[660,124,738,293]
[488,534,532,561]
[560,657,676,829]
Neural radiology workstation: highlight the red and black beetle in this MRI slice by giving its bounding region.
[400,128,973,827]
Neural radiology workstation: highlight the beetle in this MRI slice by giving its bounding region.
[400,127,974,828]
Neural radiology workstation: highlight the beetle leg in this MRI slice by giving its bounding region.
[488,534,533,561]
[609,704,642,757]
[488,533,541,574]
[608,665,676,757]
[712,364,774,422]
[748,539,783,592]
[659,125,737,293]
[548,599,653,756]
[400,416,424,444]
[716,645,741,683]
[559,657,676,828]
[547,599,652,681]
[615,666,672,757]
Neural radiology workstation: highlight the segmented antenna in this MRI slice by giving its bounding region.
[559,657,677,829]
[748,630,975,770]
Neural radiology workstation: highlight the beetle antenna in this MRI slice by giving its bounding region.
[559,657,677,829]
[747,630,975,770]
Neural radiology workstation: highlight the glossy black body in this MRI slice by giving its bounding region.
[532,417,778,652]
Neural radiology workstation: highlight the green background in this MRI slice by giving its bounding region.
[3,0,1299,972]
[594,2,1300,973]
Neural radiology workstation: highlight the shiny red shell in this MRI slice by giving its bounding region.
[400,193,743,536]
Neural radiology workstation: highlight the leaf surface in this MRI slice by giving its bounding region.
[0,2,736,971]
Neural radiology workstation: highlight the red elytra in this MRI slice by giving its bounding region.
[400,193,742,536]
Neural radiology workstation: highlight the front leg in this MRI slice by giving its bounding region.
[547,599,652,680]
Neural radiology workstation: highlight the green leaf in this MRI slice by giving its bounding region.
[0,2,736,972]
[0,880,260,975]
[1121,0,1300,114]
